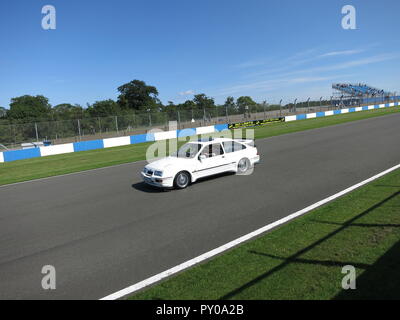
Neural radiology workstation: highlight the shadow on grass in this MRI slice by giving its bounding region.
[334,239,400,300]
[218,189,400,300]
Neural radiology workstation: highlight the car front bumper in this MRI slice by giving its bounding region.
[251,155,261,165]
[141,172,174,188]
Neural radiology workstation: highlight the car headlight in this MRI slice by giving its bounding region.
[154,170,163,177]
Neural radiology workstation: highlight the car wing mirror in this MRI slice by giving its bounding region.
[199,154,206,162]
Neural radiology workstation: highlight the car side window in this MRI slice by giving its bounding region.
[200,143,224,158]
[223,141,246,153]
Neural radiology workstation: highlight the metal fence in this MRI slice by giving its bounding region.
[0,96,398,151]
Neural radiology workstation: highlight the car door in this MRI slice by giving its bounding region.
[222,141,248,170]
[194,143,229,178]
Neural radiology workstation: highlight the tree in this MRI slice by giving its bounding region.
[117,80,160,111]
[181,100,196,109]
[223,96,236,114]
[0,106,7,118]
[193,94,215,109]
[8,95,51,121]
[52,103,84,120]
[86,100,120,117]
[236,96,257,114]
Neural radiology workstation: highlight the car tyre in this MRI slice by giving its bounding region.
[174,171,190,189]
[237,158,250,174]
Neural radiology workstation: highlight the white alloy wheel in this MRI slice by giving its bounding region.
[174,171,190,189]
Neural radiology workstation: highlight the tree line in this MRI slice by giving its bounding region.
[0,79,275,124]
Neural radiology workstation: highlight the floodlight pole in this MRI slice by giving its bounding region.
[307,97,310,113]
[279,99,283,117]
[294,98,297,113]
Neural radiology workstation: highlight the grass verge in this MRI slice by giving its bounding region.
[129,168,400,300]
[0,107,398,186]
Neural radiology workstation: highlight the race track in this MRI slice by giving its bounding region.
[0,113,399,299]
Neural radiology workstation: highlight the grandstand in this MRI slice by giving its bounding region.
[333,83,390,97]
[332,83,395,107]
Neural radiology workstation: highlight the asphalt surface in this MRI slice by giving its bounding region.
[0,113,399,299]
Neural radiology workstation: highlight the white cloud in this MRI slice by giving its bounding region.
[217,75,348,96]
[296,53,398,74]
[243,48,367,79]
[251,53,398,80]
[178,90,195,96]
[318,49,364,58]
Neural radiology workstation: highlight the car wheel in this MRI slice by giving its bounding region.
[237,158,250,174]
[174,171,190,189]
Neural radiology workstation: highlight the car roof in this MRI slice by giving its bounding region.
[189,138,243,145]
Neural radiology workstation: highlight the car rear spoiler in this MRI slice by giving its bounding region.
[234,139,255,147]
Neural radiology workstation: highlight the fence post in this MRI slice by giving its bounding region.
[148,110,152,127]
[320,97,323,112]
[263,101,266,119]
[77,119,81,141]
[177,110,181,129]
[98,117,102,134]
[115,116,119,134]
[10,124,16,146]
[35,123,39,142]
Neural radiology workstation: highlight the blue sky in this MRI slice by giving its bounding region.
[1,0,399,108]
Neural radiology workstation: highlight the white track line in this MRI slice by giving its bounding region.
[100,163,400,300]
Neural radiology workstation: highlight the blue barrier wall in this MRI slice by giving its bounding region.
[1,101,398,164]
[0,125,227,163]
[3,147,41,162]
[73,140,104,152]
[285,101,399,123]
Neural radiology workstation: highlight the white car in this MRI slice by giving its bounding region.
[141,138,260,189]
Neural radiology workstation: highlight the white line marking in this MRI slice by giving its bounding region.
[100,163,400,300]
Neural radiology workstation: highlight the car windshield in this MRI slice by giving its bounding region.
[173,143,201,158]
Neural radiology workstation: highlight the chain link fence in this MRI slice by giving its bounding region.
[1,96,398,151]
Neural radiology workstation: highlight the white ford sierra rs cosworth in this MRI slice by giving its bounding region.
[141,138,260,189]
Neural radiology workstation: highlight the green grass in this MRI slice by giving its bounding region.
[0,107,398,186]
[130,168,400,300]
